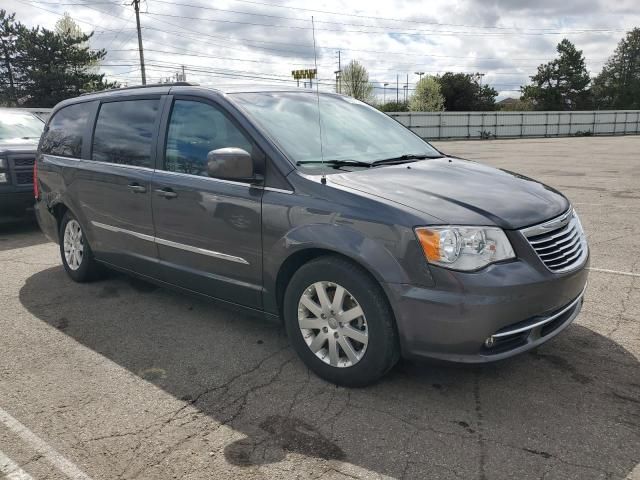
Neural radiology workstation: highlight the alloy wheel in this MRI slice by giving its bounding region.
[297,281,369,368]
[63,219,84,271]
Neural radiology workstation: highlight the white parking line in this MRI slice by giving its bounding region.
[0,449,33,480]
[0,407,93,480]
[588,267,640,278]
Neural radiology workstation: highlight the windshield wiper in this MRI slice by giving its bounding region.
[371,154,444,166]
[296,159,372,169]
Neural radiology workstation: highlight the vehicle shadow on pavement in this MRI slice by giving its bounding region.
[19,266,640,479]
[0,218,49,252]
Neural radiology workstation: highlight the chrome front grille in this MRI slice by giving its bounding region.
[521,209,588,273]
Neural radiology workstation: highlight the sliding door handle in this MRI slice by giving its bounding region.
[155,188,178,199]
[127,183,147,193]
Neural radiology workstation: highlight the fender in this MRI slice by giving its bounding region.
[38,154,98,247]
[262,222,432,315]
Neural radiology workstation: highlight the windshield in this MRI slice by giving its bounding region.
[0,111,44,144]
[230,92,440,166]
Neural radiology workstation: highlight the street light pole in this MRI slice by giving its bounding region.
[415,71,425,81]
[383,82,389,104]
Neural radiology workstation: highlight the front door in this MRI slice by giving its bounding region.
[151,98,263,308]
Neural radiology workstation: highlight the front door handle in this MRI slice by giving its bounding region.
[128,183,147,193]
[155,188,178,199]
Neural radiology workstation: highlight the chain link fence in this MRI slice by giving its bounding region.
[388,110,640,140]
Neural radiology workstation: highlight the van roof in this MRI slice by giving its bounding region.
[53,84,342,113]
[78,82,333,97]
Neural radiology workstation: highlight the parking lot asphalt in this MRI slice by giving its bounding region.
[0,135,639,480]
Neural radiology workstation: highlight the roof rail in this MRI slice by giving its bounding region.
[80,82,199,96]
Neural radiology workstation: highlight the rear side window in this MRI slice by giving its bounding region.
[92,99,159,167]
[41,103,91,158]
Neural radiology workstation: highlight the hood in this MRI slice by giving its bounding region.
[0,139,39,155]
[329,157,569,229]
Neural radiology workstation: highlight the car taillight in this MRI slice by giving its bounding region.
[33,160,39,199]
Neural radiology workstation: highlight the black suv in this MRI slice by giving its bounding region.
[35,84,589,386]
[0,108,44,221]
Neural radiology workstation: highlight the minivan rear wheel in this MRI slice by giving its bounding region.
[59,212,100,282]
[283,256,399,387]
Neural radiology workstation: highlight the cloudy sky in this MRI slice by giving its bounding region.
[8,0,640,100]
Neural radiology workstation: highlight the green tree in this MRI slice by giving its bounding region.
[0,10,21,106]
[55,12,83,38]
[521,39,591,110]
[437,72,497,111]
[341,60,374,103]
[377,101,408,112]
[498,98,534,111]
[0,9,115,107]
[409,75,444,111]
[55,12,100,73]
[592,28,640,109]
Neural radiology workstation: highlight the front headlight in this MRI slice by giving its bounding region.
[0,158,6,169]
[0,172,7,183]
[415,226,515,271]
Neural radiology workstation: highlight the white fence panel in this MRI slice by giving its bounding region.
[390,110,640,140]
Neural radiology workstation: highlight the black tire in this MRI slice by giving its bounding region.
[59,211,101,282]
[283,256,400,387]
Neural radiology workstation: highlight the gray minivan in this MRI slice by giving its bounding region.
[35,84,589,386]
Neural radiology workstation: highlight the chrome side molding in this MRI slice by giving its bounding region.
[91,221,250,265]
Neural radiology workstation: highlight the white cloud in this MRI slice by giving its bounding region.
[9,0,640,99]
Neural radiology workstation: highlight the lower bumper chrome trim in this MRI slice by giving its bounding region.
[491,283,587,339]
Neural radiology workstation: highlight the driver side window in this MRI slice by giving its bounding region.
[164,100,253,177]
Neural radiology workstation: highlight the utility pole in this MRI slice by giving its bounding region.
[396,74,399,104]
[181,64,186,82]
[406,73,409,103]
[336,50,341,93]
[132,0,146,85]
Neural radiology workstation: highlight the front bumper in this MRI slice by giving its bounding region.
[0,189,34,219]
[385,254,589,363]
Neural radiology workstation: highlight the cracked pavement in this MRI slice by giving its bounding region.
[1,136,639,479]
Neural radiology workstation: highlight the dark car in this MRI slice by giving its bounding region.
[0,109,45,221]
[34,84,589,386]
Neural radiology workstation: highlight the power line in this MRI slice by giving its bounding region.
[22,0,611,64]
[109,47,332,67]
[150,0,629,33]
[141,10,628,37]
[13,0,612,95]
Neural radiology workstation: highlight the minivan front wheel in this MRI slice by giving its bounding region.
[284,256,399,387]
[59,212,100,282]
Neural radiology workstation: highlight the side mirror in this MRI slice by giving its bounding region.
[206,148,259,183]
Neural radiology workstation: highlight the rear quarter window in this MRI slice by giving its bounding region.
[91,99,159,168]
[41,103,92,158]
